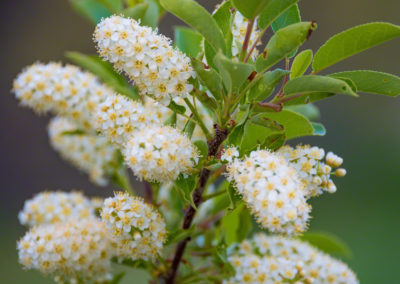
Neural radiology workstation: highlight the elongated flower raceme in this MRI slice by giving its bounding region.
[94,15,194,104]
[95,93,161,147]
[13,62,113,131]
[101,192,167,261]
[17,218,115,284]
[123,125,199,183]
[278,145,346,198]
[18,191,97,227]
[48,117,118,186]
[225,148,310,235]
[225,234,359,284]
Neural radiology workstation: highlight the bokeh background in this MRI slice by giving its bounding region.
[1,0,399,283]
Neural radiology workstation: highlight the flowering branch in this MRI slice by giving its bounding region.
[165,125,229,284]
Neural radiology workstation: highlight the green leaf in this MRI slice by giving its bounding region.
[121,3,149,20]
[167,100,186,114]
[191,58,222,100]
[142,0,160,28]
[313,22,400,72]
[70,0,111,24]
[193,89,218,112]
[175,174,197,209]
[256,22,316,73]
[329,70,400,97]
[160,0,226,53]
[97,0,123,13]
[174,27,202,57]
[232,0,269,20]
[258,0,300,30]
[164,112,177,127]
[285,103,320,120]
[183,118,196,139]
[61,129,85,136]
[272,4,301,31]
[214,52,255,93]
[291,49,313,79]
[212,1,232,35]
[221,203,252,245]
[194,140,209,162]
[248,69,290,102]
[263,132,286,150]
[301,231,352,258]
[66,51,139,100]
[283,75,358,99]
[166,226,195,245]
[109,272,125,284]
[311,122,326,136]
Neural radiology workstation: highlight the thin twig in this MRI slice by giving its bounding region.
[164,125,229,284]
[184,97,212,140]
[240,18,255,61]
[143,181,154,204]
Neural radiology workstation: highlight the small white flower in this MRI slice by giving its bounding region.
[48,117,118,186]
[226,149,310,235]
[278,145,346,198]
[221,146,239,163]
[123,125,199,182]
[101,192,167,261]
[13,62,113,131]
[17,218,115,283]
[94,15,194,104]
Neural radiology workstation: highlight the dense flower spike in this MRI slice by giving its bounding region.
[18,191,97,227]
[95,93,161,146]
[48,117,118,186]
[278,145,346,198]
[226,149,310,235]
[13,62,112,131]
[17,219,115,284]
[94,15,194,104]
[101,192,167,261]
[232,12,262,60]
[123,125,199,182]
[225,234,359,284]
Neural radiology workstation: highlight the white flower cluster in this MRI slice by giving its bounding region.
[101,192,167,261]
[95,93,161,146]
[48,117,118,186]
[94,15,194,104]
[226,149,310,235]
[232,12,262,60]
[123,125,199,182]
[278,145,346,198]
[13,62,112,131]
[225,234,359,284]
[17,219,115,284]
[18,191,97,227]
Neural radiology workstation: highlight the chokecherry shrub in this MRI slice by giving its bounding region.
[13,0,400,283]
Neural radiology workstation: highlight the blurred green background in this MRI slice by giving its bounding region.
[0,0,399,283]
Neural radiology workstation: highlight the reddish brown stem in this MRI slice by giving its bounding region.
[241,18,255,61]
[164,125,229,284]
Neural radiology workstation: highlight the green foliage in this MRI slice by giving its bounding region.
[285,103,320,120]
[214,52,255,93]
[97,0,123,13]
[66,51,139,100]
[191,58,223,101]
[258,0,299,30]
[271,4,301,32]
[313,22,400,72]
[290,49,313,79]
[248,69,290,102]
[174,174,198,209]
[121,3,149,20]
[70,0,111,24]
[167,226,195,245]
[141,0,161,28]
[301,231,352,258]
[160,0,226,53]
[283,75,358,98]
[174,27,202,58]
[330,70,400,97]
[232,0,269,20]
[311,122,326,136]
[221,203,252,246]
[109,272,126,284]
[256,22,316,73]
